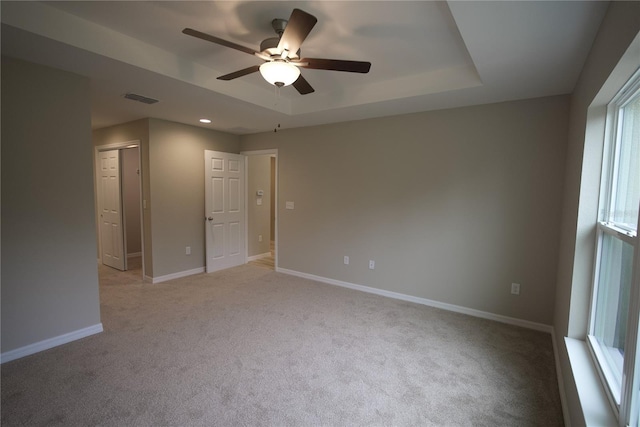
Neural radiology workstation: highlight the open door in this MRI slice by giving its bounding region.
[98,149,125,270]
[204,150,246,273]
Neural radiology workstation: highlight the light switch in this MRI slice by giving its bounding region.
[286,201,295,210]
[257,198,263,205]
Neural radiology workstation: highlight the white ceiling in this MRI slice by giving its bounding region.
[1,1,608,134]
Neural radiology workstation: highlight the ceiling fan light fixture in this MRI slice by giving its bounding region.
[259,61,300,87]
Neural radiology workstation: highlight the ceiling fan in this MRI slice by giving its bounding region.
[182,8,371,95]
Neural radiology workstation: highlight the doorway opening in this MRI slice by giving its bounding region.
[243,150,278,270]
[121,147,143,270]
[95,141,145,279]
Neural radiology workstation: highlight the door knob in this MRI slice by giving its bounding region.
[206,217,213,221]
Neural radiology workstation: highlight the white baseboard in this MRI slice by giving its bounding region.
[127,252,142,259]
[1,323,104,364]
[248,252,271,262]
[277,267,553,333]
[152,267,204,284]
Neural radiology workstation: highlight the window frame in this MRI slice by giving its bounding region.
[587,68,640,427]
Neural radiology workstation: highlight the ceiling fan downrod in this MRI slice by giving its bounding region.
[271,18,287,37]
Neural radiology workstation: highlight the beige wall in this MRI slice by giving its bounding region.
[241,95,568,325]
[247,155,272,257]
[93,118,240,279]
[553,2,640,425]
[93,119,152,276]
[1,56,101,352]
[148,119,240,277]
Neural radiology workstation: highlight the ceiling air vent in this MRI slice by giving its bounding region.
[123,92,159,105]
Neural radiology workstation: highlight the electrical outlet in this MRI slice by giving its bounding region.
[258,235,263,242]
[511,283,520,295]
[369,260,375,270]
[344,256,349,265]
[186,246,191,255]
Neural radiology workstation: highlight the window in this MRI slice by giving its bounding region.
[588,68,640,426]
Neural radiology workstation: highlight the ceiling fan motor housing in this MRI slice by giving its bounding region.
[260,37,300,59]
[260,37,279,53]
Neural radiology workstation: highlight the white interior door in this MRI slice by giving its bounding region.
[204,150,246,273]
[99,149,125,271]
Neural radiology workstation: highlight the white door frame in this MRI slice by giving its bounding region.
[241,149,278,270]
[95,140,145,277]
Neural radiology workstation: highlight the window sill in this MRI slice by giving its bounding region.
[565,337,618,426]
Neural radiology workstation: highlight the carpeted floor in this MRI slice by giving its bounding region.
[1,262,563,426]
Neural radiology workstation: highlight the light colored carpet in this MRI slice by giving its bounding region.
[1,263,563,426]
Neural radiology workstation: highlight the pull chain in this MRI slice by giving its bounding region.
[273,84,282,107]
[273,84,282,132]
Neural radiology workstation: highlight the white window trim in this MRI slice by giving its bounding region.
[587,67,640,427]
[588,334,623,406]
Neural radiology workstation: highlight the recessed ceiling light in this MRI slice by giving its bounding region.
[199,118,212,124]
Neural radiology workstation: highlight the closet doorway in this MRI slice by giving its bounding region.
[95,141,145,277]
[243,150,277,270]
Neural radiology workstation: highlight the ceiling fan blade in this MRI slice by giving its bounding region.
[183,28,256,56]
[217,65,261,81]
[298,58,371,73]
[292,74,315,95]
[277,9,317,58]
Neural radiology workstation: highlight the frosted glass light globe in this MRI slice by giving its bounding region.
[259,61,300,87]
